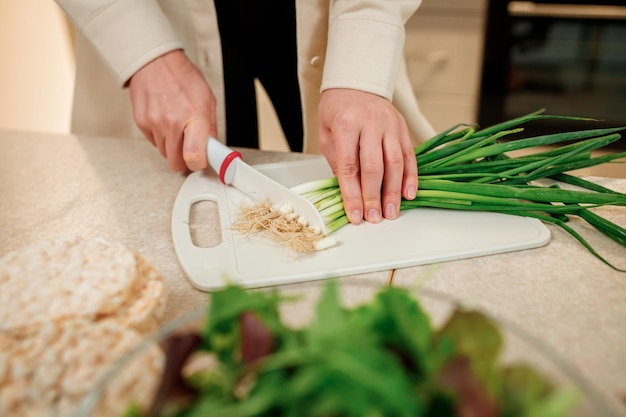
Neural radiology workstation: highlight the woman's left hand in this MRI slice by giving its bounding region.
[318,88,418,226]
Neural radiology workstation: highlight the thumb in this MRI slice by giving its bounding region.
[182,119,211,171]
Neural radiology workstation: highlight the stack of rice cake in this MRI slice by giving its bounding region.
[0,237,169,416]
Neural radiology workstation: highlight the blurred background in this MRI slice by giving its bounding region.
[0,0,75,134]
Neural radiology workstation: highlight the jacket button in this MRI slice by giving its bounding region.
[310,56,321,67]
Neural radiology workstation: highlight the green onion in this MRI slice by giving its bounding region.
[293,110,626,270]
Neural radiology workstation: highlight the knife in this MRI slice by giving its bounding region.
[206,137,327,234]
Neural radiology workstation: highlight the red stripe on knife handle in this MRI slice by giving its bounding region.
[220,150,242,184]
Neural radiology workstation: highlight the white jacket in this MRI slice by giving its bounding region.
[55,0,436,152]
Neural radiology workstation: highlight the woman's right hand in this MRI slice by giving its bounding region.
[128,49,217,172]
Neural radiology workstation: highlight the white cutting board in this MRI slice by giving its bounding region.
[172,157,550,291]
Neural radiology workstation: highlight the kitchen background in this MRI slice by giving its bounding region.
[1,0,624,176]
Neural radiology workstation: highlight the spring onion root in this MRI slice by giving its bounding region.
[232,200,333,254]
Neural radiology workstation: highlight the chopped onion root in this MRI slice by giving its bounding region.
[232,200,333,254]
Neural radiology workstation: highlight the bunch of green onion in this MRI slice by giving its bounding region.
[292,110,626,270]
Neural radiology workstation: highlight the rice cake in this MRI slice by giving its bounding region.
[0,237,170,416]
[0,237,168,334]
[0,319,164,417]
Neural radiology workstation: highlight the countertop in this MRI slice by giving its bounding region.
[1,129,625,416]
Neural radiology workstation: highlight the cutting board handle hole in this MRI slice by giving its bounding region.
[189,200,222,248]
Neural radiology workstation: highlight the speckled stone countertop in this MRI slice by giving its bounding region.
[1,129,625,416]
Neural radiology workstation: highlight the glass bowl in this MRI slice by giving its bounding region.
[72,279,616,417]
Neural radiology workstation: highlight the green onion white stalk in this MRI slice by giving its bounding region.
[292,110,626,270]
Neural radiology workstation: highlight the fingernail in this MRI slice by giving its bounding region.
[385,203,397,219]
[406,185,417,200]
[349,210,362,225]
[367,208,381,223]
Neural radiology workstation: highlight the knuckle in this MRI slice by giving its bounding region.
[386,151,404,166]
[337,164,360,178]
[143,108,162,128]
[331,112,358,133]
[161,111,179,129]
[360,159,379,176]
[363,194,380,204]
[133,110,149,129]
[383,189,402,201]
[367,106,394,122]
[338,163,359,178]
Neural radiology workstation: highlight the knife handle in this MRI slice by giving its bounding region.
[206,137,242,184]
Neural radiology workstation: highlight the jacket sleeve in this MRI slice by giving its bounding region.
[55,0,184,87]
[321,0,422,101]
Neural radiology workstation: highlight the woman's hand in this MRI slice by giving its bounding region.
[318,88,418,225]
[128,50,217,172]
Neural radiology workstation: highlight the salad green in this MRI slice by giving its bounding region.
[126,282,579,417]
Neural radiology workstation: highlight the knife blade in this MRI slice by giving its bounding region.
[206,137,327,234]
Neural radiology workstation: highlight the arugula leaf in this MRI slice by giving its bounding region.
[365,288,435,375]
[305,279,350,344]
[499,365,579,417]
[201,286,285,365]
[437,309,503,393]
